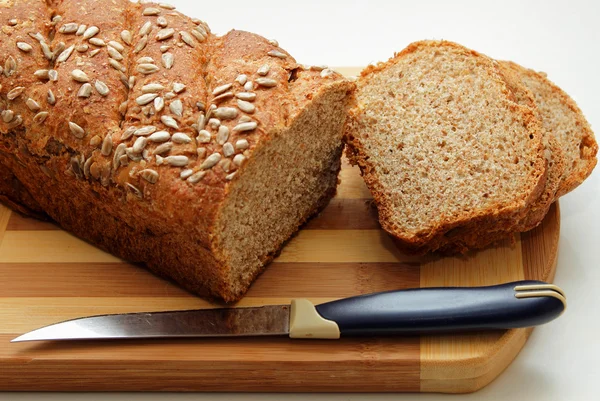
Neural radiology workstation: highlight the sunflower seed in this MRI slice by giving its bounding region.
[95,80,109,96]
[78,83,92,98]
[235,139,250,150]
[107,46,123,61]
[76,24,87,36]
[1,110,15,123]
[157,16,168,27]
[320,69,335,78]
[89,49,101,57]
[219,159,233,173]
[50,41,65,60]
[142,83,165,93]
[105,41,123,53]
[141,105,153,117]
[70,155,83,178]
[143,7,161,16]
[196,147,207,159]
[137,56,154,64]
[133,136,148,153]
[89,38,106,47]
[233,154,247,167]
[187,170,206,184]
[267,50,287,59]
[122,126,136,141]
[134,35,148,53]
[8,19,18,26]
[69,122,86,138]
[165,155,188,167]
[197,130,211,143]
[83,26,99,40]
[76,44,89,52]
[33,111,48,124]
[6,114,22,129]
[48,69,58,81]
[148,130,170,143]
[71,69,89,83]
[47,89,56,105]
[212,83,232,96]
[225,172,237,181]
[161,115,179,129]
[121,30,133,45]
[101,134,113,156]
[169,99,183,116]
[90,135,102,147]
[113,143,127,168]
[136,93,158,106]
[200,153,221,170]
[179,31,195,47]
[4,56,16,77]
[40,41,53,60]
[244,81,254,91]
[213,107,238,120]
[237,99,255,114]
[235,74,247,85]
[154,142,173,155]
[208,118,220,129]
[160,45,171,53]
[162,52,174,69]
[173,82,186,93]
[26,98,41,111]
[126,183,142,198]
[7,87,24,100]
[257,64,270,76]
[190,29,206,42]
[222,142,235,157]
[268,39,279,46]
[160,3,176,9]
[156,28,174,41]
[206,104,216,120]
[34,69,49,80]
[171,132,191,144]
[56,45,74,63]
[236,92,256,102]
[16,42,32,52]
[233,121,257,133]
[135,126,157,136]
[180,169,193,179]
[139,21,152,36]
[239,115,253,123]
[154,155,164,165]
[163,91,175,100]
[60,23,78,33]
[216,125,230,145]
[139,169,158,184]
[154,96,165,112]
[213,92,234,103]
[256,78,277,87]
[137,63,159,74]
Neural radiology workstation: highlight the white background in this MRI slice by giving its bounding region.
[2,0,599,400]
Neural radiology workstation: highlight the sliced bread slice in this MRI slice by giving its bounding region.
[345,40,547,252]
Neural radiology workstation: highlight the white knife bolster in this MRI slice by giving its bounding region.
[288,299,340,339]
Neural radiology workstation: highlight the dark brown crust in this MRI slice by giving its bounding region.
[344,40,547,253]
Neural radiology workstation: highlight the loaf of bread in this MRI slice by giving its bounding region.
[345,40,597,253]
[0,0,354,301]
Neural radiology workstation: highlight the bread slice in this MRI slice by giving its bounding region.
[345,40,547,252]
[501,61,597,197]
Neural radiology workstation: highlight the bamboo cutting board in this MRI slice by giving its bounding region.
[0,68,560,393]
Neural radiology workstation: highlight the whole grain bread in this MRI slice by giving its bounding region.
[345,40,547,253]
[0,0,354,301]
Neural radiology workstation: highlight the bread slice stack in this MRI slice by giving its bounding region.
[345,40,597,253]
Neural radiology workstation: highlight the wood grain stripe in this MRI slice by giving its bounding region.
[6,213,58,231]
[522,203,560,281]
[0,205,12,246]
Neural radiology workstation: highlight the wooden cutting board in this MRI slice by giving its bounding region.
[0,68,560,393]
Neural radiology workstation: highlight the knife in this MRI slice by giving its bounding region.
[11,280,565,342]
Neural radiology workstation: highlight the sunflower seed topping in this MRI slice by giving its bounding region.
[208,118,220,129]
[244,81,254,91]
[197,147,207,159]
[101,134,113,156]
[47,89,56,105]
[156,16,169,27]
[56,45,74,63]
[187,171,206,184]
[95,80,110,96]
[212,83,232,96]
[60,23,78,34]
[4,56,16,77]
[48,69,58,81]
[160,45,171,53]
[170,99,183,117]
[40,41,53,60]
[236,74,248,85]
[89,49,101,57]
[197,130,211,143]
[34,69,49,80]
[71,69,89,83]
[126,183,142,198]
[161,52,174,69]
[236,92,256,102]
[107,46,124,61]
[8,19,18,26]
[143,7,161,16]
[237,99,255,114]
[133,137,148,153]
[137,63,159,74]
[233,154,247,167]
[190,29,206,43]
[166,155,189,167]
[139,84,162,94]
[121,126,135,141]
[89,38,106,47]
[213,107,238,120]
[148,130,170,143]
[76,44,89,52]
[235,139,250,150]
[33,111,48,124]
[136,93,158,105]
[78,83,92,98]
[161,115,179,129]
[233,121,257,133]
[171,132,191,144]
[257,64,270,76]
[179,31,195,47]
[239,115,253,123]
[140,169,159,184]
[7,87,24,100]
[139,21,152,36]
[121,30,133,45]
[16,42,32,52]
[113,143,127,168]
[137,56,154,64]
[6,114,22,129]
[267,50,287,59]
[268,39,279,46]
[83,26,99,40]
[223,142,235,157]
[256,78,277,88]
[173,82,186,93]
[69,122,86,138]
[156,28,174,41]
[134,35,148,53]
[76,24,86,36]
[216,125,230,145]
[154,97,165,112]
[320,69,335,78]
[180,169,193,179]
[106,40,124,53]
[26,98,41,111]
[1,110,15,123]
[213,92,234,103]
[153,142,173,155]
[200,153,221,170]
[89,135,102,147]
[225,172,237,181]
[135,126,157,136]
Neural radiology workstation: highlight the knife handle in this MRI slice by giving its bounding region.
[289,280,565,339]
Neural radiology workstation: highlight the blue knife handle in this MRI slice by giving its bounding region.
[314,280,565,336]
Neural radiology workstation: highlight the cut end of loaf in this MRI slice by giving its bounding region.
[213,81,352,301]
[346,40,546,249]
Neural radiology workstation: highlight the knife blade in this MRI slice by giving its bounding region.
[11,280,566,342]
